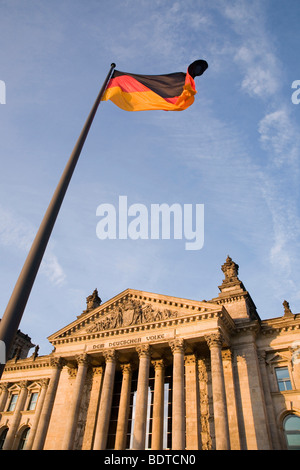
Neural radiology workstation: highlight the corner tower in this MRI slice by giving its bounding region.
[212,256,260,323]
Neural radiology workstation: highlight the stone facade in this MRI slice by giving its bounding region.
[1,257,300,450]
[0,319,35,361]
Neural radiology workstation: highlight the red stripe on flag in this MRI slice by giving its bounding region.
[107,76,149,94]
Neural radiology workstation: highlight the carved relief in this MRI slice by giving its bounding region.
[82,289,101,315]
[221,256,239,282]
[283,300,293,317]
[198,358,213,450]
[86,299,178,333]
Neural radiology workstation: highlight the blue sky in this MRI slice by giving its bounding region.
[1,0,300,355]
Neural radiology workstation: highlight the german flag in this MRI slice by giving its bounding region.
[101,60,208,112]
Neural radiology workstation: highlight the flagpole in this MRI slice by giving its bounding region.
[0,63,116,378]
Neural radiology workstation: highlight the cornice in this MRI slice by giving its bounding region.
[2,355,52,372]
[211,291,250,304]
[260,314,300,336]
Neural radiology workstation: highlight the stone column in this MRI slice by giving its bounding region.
[205,333,230,450]
[169,339,185,450]
[221,349,241,450]
[32,356,64,450]
[114,363,133,450]
[62,353,90,450]
[151,359,165,450]
[93,349,117,450]
[132,344,151,450]
[82,366,104,449]
[25,378,49,450]
[3,381,28,450]
[238,341,271,449]
[0,383,8,411]
[185,354,200,449]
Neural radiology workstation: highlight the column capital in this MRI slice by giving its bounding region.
[136,344,151,358]
[92,366,104,376]
[205,332,223,349]
[75,352,90,366]
[120,362,133,374]
[169,338,185,354]
[257,350,267,364]
[40,378,50,388]
[151,358,165,370]
[184,353,197,365]
[102,349,118,363]
[0,383,8,392]
[49,356,65,369]
[19,380,29,390]
[221,348,233,361]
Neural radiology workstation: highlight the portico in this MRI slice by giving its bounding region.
[40,291,235,451]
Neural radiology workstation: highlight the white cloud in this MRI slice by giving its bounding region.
[40,253,66,286]
[220,1,281,98]
[0,205,66,286]
[258,108,300,167]
[215,0,300,298]
[235,46,279,98]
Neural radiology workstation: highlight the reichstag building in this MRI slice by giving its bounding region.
[0,256,300,450]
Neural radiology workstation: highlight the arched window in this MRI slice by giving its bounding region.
[17,427,30,450]
[0,427,8,450]
[283,415,300,450]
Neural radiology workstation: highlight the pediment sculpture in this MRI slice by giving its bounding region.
[86,299,178,333]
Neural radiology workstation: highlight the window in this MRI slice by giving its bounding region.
[283,415,300,450]
[7,394,18,412]
[106,365,173,450]
[163,369,172,450]
[27,392,39,411]
[275,367,292,391]
[0,428,8,450]
[106,372,122,450]
[18,427,30,450]
[127,366,172,450]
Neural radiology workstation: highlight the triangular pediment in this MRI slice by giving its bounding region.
[266,351,291,365]
[48,288,222,344]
